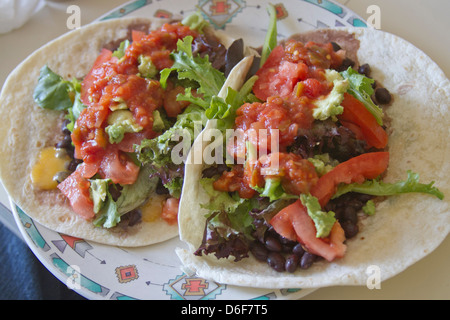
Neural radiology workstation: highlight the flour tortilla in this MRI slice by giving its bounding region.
[0,17,243,247]
[176,27,450,288]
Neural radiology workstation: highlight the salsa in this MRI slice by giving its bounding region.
[215,38,353,198]
[59,22,205,222]
[73,23,200,183]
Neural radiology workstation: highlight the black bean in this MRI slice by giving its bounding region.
[342,206,358,224]
[155,179,170,195]
[375,87,392,105]
[281,241,295,253]
[201,164,229,178]
[66,159,81,171]
[371,79,378,89]
[267,252,285,272]
[109,184,123,202]
[55,134,72,149]
[331,42,341,52]
[53,171,70,184]
[285,254,300,273]
[358,63,371,77]
[265,236,282,252]
[341,220,359,239]
[61,119,71,135]
[250,242,269,262]
[338,57,355,71]
[300,252,316,270]
[292,243,305,257]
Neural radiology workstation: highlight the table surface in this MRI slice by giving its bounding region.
[0,0,449,300]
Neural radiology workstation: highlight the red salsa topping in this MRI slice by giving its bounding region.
[215,39,345,197]
[72,23,200,185]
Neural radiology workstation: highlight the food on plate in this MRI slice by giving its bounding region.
[176,9,449,288]
[0,13,254,246]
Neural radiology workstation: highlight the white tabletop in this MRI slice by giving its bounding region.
[0,0,449,300]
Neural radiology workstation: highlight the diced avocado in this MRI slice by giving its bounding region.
[152,110,165,132]
[89,179,110,214]
[312,70,349,121]
[138,55,158,79]
[105,110,143,144]
[300,194,336,238]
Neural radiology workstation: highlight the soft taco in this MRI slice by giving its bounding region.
[176,22,449,288]
[0,13,254,246]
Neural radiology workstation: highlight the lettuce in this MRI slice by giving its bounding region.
[160,36,225,100]
[136,105,206,166]
[136,106,207,198]
[333,170,444,200]
[33,65,86,132]
[252,178,297,202]
[196,178,266,261]
[89,179,120,228]
[33,65,74,111]
[340,67,384,125]
[260,3,278,67]
[181,11,209,33]
[206,75,259,131]
[90,165,158,228]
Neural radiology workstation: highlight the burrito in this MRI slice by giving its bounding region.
[176,20,449,288]
[0,13,254,247]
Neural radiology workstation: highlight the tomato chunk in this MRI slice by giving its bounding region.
[270,200,346,261]
[338,93,388,149]
[311,151,390,207]
[253,46,309,101]
[57,168,95,220]
[80,48,114,105]
[161,197,179,225]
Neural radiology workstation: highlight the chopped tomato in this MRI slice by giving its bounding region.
[253,152,319,195]
[231,96,314,160]
[270,200,346,261]
[269,209,297,241]
[300,78,329,99]
[118,22,199,74]
[161,197,179,225]
[269,152,389,261]
[57,169,95,220]
[80,48,115,105]
[310,151,390,207]
[213,165,256,199]
[253,39,343,101]
[163,85,191,118]
[132,30,146,42]
[338,93,388,149]
[98,146,140,185]
[253,45,308,101]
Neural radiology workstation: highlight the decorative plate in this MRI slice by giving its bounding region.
[12,0,366,300]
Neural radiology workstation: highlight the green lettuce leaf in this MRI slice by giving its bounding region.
[136,105,207,167]
[90,165,158,228]
[33,65,76,111]
[333,170,444,200]
[160,36,225,99]
[252,178,297,202]
[340,67,384,125]
[260,3,278,67]
[200,178,246,215]
[206,75,259,131]
[181,11,209,33]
